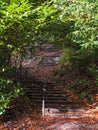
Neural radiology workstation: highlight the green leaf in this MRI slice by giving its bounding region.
[0,41,5,46]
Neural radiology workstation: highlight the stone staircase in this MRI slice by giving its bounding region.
[17,44,86,116]
[24,82,80,111]
[38,53,61,67]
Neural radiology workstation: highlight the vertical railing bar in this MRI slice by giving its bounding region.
[42,83,45,117]
[42,87,44,115]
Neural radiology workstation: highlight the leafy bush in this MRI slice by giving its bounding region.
[69,78,89,89]
[51,0,98,73]
[0,0,34,60]
[80,91,92,99]
[69,78,92,99]
[0,0,34,114]
[0,78,22,115]
[88,65,98,86]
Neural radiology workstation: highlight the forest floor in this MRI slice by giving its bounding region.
[0,94,98,130]
[0,47,98,130]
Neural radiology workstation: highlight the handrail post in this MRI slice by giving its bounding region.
[42,83,46,117]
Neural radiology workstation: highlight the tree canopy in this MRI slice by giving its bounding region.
[0,0,98,114]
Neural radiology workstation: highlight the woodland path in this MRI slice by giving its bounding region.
[17,44,98,130]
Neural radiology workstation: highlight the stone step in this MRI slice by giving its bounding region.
[32,102,79,110]
[26,88,61,91]
[30,99,78,104]
[27,90,68,95]
[41,61,58,64]
[28,96,71,101]
[42,49,59,52]
[25,84,60,88]
[39,62,58,64]
[45,54,59,58]
[36,81,57,84]
[45,113,90,117]
[42,61,59,64]
[23,86,60,90]
[25,86,61,90]
[32,88,60,91]
[27,91,66,95]
[42,108,86,114]
[22,81,43,84]
[58,108,86,113]
[25,88,61,91]
[44,54,61,58]
[20,80,34,83]
[27,93,69,98]
[39,64,57,67]
[46,83,59,85]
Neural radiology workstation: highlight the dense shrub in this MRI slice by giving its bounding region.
[53,0,98,73]
[0,0,34,114]
[0,78,22,114]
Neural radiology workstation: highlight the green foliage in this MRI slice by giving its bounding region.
[0,0,52,114]
[36,57,44,65]
[31,0,98,74]
[69,79,89,89]
[0,78,22,115]
[59,47,75,65]
[50,0,98,74]
[0,0,98,113]
[88,65,98,86]
[0,0,32,67]
[69,78,92,99]
[60,48,71,65]
[0,0,34,114]
[80,91,92,99]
